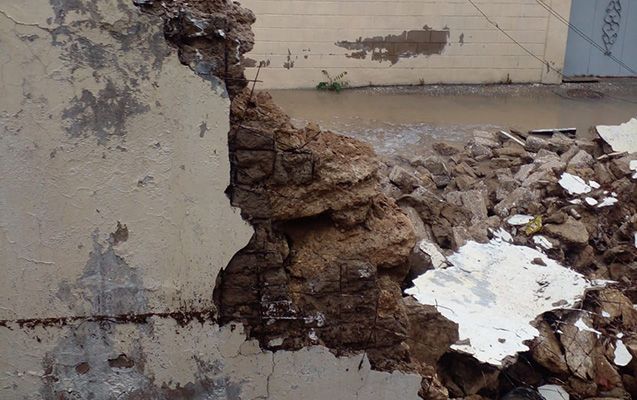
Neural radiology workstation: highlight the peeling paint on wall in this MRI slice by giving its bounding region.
[336,28,450,65]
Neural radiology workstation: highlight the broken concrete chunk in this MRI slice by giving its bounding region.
[548,132,575,154]
[418,240,448,269]
[473,129,500,145]
[568,150,595,169]
[468,143,494,160]
[543,217,589,248]
[558,172,592,195]
[433,142,461,156]
[525,135,550,152]
[533,235,553,250]
[531,320,569,374]
[538,385,570,400]
[560,313,597,379]
[403,298,459,366]
[597,196,619,208]
[560,145,580,164]
[614,339,632,367]
[596,117,637,153]
[389,165,420,193]
[494,187,539,217]
[411,155,447,174]
[630,159,637,179]
[507,214,534,226]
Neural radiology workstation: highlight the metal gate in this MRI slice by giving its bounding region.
[564,0,637,77]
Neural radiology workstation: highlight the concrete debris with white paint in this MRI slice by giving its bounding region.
[490,227,513,243]
[558,173,592,195]
[596,117,637,153]
[532,235,553,250]
[406,240,596,366]
[614,337,633,367]
[558,173,619,208]
[538,384,570,400]
[507,214,534,226]
[597,196,618,208]
[418,240,448,269]
[630,160,637,179]
[573,316,601,336]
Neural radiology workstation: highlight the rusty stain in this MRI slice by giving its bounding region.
[336,28,450,65]
[0,308,217,330]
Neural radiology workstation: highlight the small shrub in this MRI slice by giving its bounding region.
[316,70,349,92]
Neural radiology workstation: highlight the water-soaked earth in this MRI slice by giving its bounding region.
[268,79,637,160]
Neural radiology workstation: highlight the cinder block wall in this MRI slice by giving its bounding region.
[242,0,572,88]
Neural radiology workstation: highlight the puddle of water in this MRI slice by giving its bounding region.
[269,85,637,158]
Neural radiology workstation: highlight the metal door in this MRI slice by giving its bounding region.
[564,0,637,77]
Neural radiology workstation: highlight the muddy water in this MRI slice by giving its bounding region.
[269,84,637,160]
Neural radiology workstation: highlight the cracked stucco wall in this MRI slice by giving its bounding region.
[0,0,421,398]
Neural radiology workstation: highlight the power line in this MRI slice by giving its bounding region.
[464,0,637,105]
[465,0,562,77]
[534,0,637,75]
[466,0,636,77]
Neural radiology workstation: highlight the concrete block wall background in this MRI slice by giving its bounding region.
[242,0,572,88]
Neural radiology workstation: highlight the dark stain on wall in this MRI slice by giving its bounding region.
[283,48,296,69]
[62,80,150,144]
[336,28,450,65]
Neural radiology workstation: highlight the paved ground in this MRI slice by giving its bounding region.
[268,78,637,160]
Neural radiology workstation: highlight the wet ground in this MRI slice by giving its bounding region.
[268,79,637,160]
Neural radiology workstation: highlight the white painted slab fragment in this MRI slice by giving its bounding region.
[585,197,598,206]
[597,197,618,208]
[630,160,637,179]
[596,117,637,153]
[507,214,534,226]
[589,180,601,189]
[574,316,601,336]
[406,241,592,365]
[614,339,633,367]
[539,385,570,400]
[491,228,513,243]
[418,240,448,269]
[533,235,553,250]
[559,173,592,195]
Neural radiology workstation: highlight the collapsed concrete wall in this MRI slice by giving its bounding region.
[0,0,424,398]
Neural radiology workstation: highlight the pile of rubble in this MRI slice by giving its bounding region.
[383,125,637,399]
